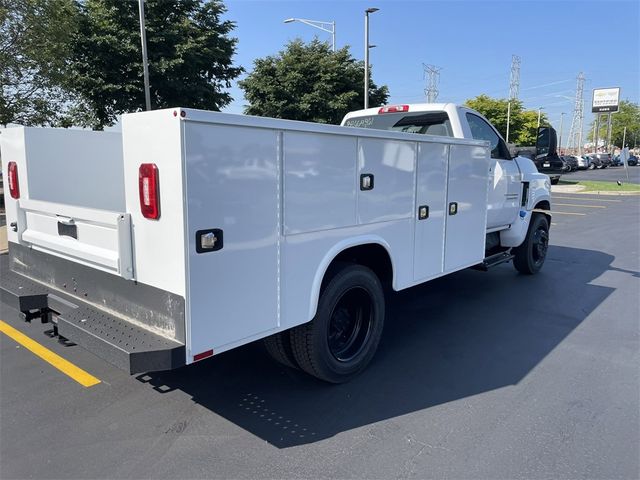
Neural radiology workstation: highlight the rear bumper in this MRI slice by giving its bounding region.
[0,245,185,373]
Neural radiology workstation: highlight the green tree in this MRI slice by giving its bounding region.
[239,39,389,124]
[0,0,79,126]
[587,100,640,148]
[70,0,242,129]
[465,94,549,146]
[514,110,543,146]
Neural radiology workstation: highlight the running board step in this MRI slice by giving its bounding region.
[56,307,185,374]
[473,252,514,271]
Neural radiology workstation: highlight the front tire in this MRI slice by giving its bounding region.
[289,264,385,383]
[513,214,549,275]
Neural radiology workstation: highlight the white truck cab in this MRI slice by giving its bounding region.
[1,105,552,383]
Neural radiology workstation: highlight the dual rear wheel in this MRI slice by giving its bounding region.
[263,264,385,383]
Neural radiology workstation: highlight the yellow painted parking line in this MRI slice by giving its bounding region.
[554,203,607,209]
[553,196,622,202]
[551,211,586,216]
[0,320,101,387]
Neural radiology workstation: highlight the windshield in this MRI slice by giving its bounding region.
[344,112,453,137]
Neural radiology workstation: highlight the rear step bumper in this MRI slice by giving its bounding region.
[1,255,185,374]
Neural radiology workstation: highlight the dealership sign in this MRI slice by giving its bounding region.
[592,87,620,113]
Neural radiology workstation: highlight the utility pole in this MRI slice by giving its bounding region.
[423,64,442,103]
[506,54,521,143]
[138,0,151,111]
[566,72,585,154]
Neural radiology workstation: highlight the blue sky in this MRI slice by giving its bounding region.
[221,0,640,134]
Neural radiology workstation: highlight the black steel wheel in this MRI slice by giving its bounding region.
[289,264,385,383]
[513,214,549,275]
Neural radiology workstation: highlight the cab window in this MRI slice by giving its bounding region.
[465,113,511,159]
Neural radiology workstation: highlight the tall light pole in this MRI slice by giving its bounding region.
[283,18,335,51]
[364,7,379,109]
[138,0,151,111]
[558,112,565,154]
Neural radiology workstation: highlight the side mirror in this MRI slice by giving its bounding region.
[535,126,557,158]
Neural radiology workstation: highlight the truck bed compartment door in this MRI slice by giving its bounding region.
[413,143,448,281]
[184,123,279,357]
[444,145,490,272]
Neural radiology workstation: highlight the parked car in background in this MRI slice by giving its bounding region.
[561,155,578,172]
[586,155,600,169]
[611,155,622,167]
[591,153,612,168]
[575,155,590,169]
[627,155,638,166]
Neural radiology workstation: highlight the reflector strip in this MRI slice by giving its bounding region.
[193,349,214,362]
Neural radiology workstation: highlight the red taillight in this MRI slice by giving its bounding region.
[378,105,409,114]
[138,163,160,219]
[8,162,20,199]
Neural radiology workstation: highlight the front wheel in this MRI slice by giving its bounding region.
[289,264,385,383]
[513,214,549,275]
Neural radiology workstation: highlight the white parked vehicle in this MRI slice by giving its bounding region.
[0,104,552,383]
[573,155,590,170]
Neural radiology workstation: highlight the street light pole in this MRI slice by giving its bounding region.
[558,112,565,154]
[138,0,151,111]
[283,18,336,51]
[364,7,379,109]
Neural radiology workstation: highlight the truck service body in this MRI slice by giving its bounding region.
[1,105,552,382]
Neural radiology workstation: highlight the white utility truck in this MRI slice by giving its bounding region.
[0,104,552,383]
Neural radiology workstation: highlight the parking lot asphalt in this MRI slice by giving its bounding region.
[562,164,640,184]
[1,193,639,479]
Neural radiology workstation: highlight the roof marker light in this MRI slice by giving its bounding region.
[378,105,409,114]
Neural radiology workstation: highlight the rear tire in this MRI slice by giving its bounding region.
[263,331,299,370]
[289,264,385,383]
[513,214,549,275]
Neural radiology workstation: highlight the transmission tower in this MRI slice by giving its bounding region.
[566,72,585,154]
[423,64,442,103]
[505,55,521,143]
[508,55,521,100]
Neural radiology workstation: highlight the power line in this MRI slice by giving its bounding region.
[566,72,585,154]
[423,64,442,103]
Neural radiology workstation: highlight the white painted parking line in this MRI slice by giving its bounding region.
[551,211,586,216]
[553,196,622,202]
[554,203,606,209]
